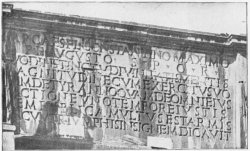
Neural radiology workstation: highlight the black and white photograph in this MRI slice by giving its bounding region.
[2,1,248,150]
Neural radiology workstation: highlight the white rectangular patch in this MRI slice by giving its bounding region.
[147,136,173,149]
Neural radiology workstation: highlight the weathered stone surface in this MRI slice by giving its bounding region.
[2,5,247,149]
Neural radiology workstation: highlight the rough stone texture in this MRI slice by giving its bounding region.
[2,6,247,150]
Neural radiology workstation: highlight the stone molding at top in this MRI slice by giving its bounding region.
[3,3,247,56]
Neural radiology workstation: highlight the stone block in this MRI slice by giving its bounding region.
[2,123,16,151]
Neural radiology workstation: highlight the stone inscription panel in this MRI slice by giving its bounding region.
[14,33,234,144]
